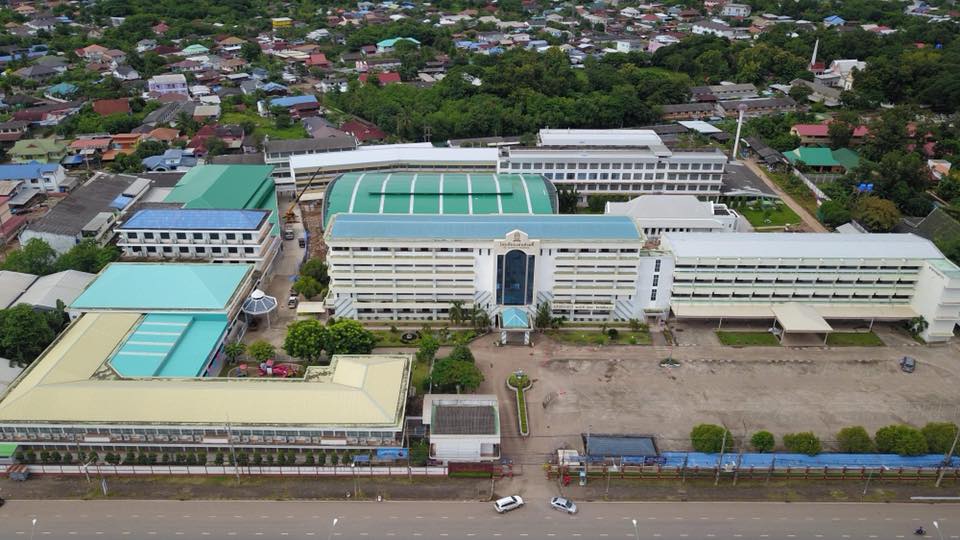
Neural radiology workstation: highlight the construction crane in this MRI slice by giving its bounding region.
[283,165,326,224]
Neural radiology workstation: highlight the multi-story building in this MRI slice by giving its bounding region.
[720,3,752,17]
[717,97,798,118]
[0,262,413,454]
[0,162,68,193]
[605,195,741,237]
[690,83,758,101]
[662,233,960,342]
[324,214,663,322]
[147,73,189,97]
[264,137,357,193]
[496,129,727,202]
[116,208,278,272]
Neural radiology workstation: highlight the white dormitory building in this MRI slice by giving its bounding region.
[322,211,960,342]
[495,129,728,203]
[287,130,729,203]
[115,208,280,272]
[264,137,358,194]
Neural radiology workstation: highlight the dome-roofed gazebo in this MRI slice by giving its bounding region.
[241,289,277,327]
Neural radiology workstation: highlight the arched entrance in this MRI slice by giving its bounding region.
[496,249,535,306]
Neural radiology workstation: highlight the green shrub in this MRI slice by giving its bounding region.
[837,426,875,453]
[875,425,928,456]
[750,431,775,453]
[606,328,619,340]
[783,432,822,456]
[51,451,61,463]
[215,453,225,465]
[921,422,959,454]
[690,424,732,453]
[409,440,428,466]
[62,452,73,464]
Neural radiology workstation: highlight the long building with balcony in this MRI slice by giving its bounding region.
[324,213,667,322]
[495,129,728,203]
[116,208,278,271]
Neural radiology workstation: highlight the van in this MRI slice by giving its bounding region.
[287,294,298,309]
[493,495,524,513]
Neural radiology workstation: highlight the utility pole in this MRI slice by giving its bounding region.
[226,415,240,486]
[714,429,727,486]
[936,424,960,487]
[733,421,746,486]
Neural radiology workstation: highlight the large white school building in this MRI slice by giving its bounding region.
[324,210,960,342]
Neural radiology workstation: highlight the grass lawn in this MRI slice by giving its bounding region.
[716,331,781,346]
[221,111,307,140]
[411,360,430,392]
[766,169,820,218]
[372,329,476,348]
[825,332,885,347]
[740,203,802,229]
[546,329,652,346]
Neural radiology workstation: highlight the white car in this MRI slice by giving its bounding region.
[493,495,524,513]
[550,496,578,514]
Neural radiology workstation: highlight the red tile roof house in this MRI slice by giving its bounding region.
[91,98,131,117]
[358,71,401,86]
[306,53,331,68]
[340,119,386,143]
[790,123,869,146]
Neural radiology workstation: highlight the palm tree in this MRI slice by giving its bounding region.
[449,300,465,326]
[224,342,246,364]
[472,308,492,332]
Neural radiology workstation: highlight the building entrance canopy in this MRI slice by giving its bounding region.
[771,303,833,333]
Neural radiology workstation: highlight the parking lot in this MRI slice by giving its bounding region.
[468,323,960,468]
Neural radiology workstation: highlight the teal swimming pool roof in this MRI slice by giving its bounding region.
[110,313,227,378]
[326,214,642,241]
[71,263,251,312]
[322,173,558,227]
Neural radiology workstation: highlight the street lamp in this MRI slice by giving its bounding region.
[326,517,339,540]
[933,521,944,540]
[632,518,640,540]
[862,465,889,496]
[30,518,37,540]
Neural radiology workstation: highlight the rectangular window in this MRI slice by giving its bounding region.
[143,232,154,239]
[242,233,252,240]
[193,233,203,240]
[176,232,187,240]
[652,275,659,286]
[128,232,138,239]
[178,247,189,253]
[160,232,170,239]
[226,233,236,240]
[209,233,220,240]
[655,260,661,272]
[650,289,657,301]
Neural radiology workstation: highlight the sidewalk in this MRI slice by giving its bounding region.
[743,158,827,232]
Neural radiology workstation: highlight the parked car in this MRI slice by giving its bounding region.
[283,226,295,240]
[900,356,916,373]
[550,496,577,514]
[493,495,524,513]
[298,237,306,248]
[287,294,299,309]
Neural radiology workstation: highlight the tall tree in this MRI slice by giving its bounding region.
[0,304,56,366]
[325,319,376,355]
[1,238,57,275]
[55,240,119,274]
[283,319,328,363]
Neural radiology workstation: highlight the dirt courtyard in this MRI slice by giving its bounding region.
[465,323,960,469]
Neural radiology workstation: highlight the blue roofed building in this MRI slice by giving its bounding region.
[376,37,420,54]
[324,213,657,324]
[115,208,277,271]
[267,95,318,109]
[0,161,68,193]
[141,148,199,172]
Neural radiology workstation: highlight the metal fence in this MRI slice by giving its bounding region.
[0,464,448,477]
[546,463,959,482]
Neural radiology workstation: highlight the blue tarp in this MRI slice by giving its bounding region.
[661,452,960,469]
[352,454,371,463]
[110,194,133,209]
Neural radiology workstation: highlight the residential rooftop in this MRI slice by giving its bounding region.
[22,173,141,236]
[70,262,252,312]
[322,172,557,227]
[327,214,643,241]
[0,311,410,427]
[13,270,94,310]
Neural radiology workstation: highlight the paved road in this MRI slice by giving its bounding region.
[1,500,958,540]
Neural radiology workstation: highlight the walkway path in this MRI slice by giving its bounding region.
[743,158,827,232]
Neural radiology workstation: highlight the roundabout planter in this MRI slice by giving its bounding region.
[506,371,532,437]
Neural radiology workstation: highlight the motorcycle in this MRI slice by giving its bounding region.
[915,527,926,536]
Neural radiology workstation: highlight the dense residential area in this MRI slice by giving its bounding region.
[0,0,960,534]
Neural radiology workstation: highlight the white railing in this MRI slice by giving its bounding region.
[0,464,448,477]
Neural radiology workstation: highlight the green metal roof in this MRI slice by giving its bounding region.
[164,165,279,234]
[322,173,557,227]
[0,442,17,458]
[784,147,860,170]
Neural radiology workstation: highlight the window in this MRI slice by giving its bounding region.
[209,233,220,240]
[162,246,172,253]
[244,247,254,254]
[160,232,170,239]
[212,247,222,254]
[179,247,189,253]
[128,232,138,239]
[196,247,206,254]
[146,246,157,253]
[143,232,154,240]
[226,233,236,240]
[650,289,657,301]
[242,233,252,241]
[228,247,238,254]
[176,232,186,240]
[652,275,659,286]
[193,233,203,240]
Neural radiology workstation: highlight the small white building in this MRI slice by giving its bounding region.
[720,3,751,17]
[815,59,866,91]
[605,195,741,237]
[423,394,501,463]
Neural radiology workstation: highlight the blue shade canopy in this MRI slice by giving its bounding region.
[121,209,269,230]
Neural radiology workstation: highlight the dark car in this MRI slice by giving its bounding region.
[900,356,916,373]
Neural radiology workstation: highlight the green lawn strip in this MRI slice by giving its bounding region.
[825,331,884,347]
[740,204,802,228]
[411,360,430,392]
[766,170,820,217]
[220,111,307,140]
[508,374,530,435]
[716,331,781,346]
[546,330,652,346]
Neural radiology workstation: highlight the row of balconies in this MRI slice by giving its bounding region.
[119,234,267,245]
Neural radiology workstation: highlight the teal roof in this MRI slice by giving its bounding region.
[501,307,530,329]
[180,44,210,54]
[109,313,228,378]
[377,37,420,48]
[785,147,859,170]
[71,263,252,312]
[323,173,558,227]
[164,164,279,235]
[327,214,642,241]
